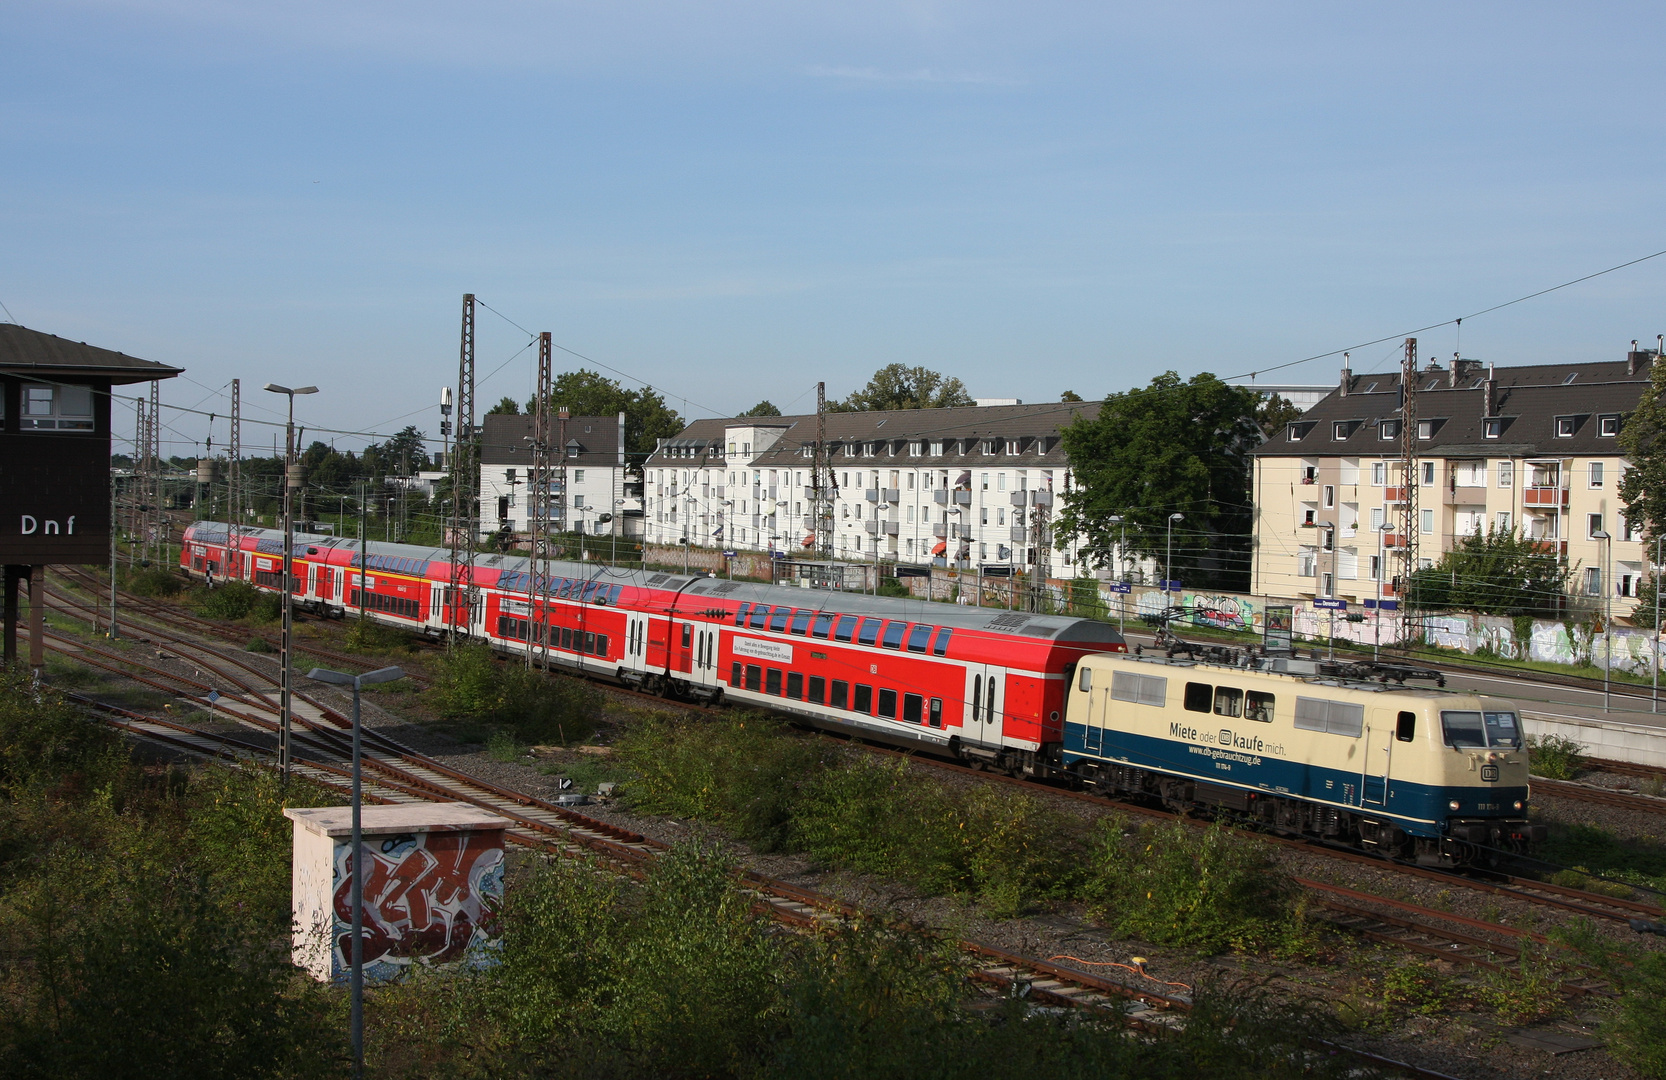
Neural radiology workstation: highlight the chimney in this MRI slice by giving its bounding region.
[1628,339,1656,376]
[1482,361,1496,420]
[1339,352,1351,397]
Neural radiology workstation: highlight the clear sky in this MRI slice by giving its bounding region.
[4,2,1665,456]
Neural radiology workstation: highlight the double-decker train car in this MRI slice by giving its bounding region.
[1062,650,1545,864]
[179,522,1128,774]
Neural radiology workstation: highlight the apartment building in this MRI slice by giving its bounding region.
[640,402,1103,572]
[477,412,643,540]
[1251,349,1658,617]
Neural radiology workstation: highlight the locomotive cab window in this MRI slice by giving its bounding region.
[1396,711,1416,742]
[1212,687,1243,718]
[1184,682,1213,713]
[1245,691,1274,723]
[1078,667,1092,693]
[1440,709,1520,749]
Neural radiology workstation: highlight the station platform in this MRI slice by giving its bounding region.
[1521,702,1666,769]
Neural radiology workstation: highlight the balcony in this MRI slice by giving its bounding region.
[1010,489,1053,507]
[1009,525,1028,543]
[863,520,900,536]
[933,523,948,538]
[1384,486,1408,504]
[1524,486,1569,507]
[1526,538,1568,557]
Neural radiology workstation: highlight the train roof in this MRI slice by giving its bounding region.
[1086,651,1503,700]
[185,521,1124,644]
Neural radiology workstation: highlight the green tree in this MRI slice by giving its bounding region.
[1058,371,1260,591]
[1254,393,1303,440]
[527,368,683,458]
[1620,353,1666,548]
[1060,389,1084,403]
[739,400,782,417]
[1404,526,1573,616]
[831,364,976,412]
[487,395,521,416]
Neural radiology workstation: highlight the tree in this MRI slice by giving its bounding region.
[487,396,521,416]
[527,369,683,458]
[1620,354,1666,545]
[1404,527,1573,616]
[1060,389,1084,403]
[1057,371,1260,591]
[1253,393,1303,441]
[831,364,976,412]
[739,400,781,417]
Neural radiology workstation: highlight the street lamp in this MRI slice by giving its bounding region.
[264,382,318,781]
[1376,521,1395,660]
[722,500,734,578]
[306,664,405,1080]
[1593,529,1612,712]
[1165,513,1184,595]
[1108,514,1127,633]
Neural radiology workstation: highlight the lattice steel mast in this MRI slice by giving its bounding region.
[229,378,241,579]
[1397,337,1419,645]
[530,332,552,671]
[447,294,477,644]
[813,381,833,558]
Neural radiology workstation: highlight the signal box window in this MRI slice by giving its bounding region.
[830,680,849,709]
[853,684,873,713]
[1395,711,1416,742]
[1245,691,1274,722]
[21,384,95,431]
[1213,687,1243,718]
[903,693,923,724]
[1183,682,1213,713]
[877,689,898,719]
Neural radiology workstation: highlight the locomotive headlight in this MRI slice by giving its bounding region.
[1513,800,1523,811]
[1448,800,1461,811]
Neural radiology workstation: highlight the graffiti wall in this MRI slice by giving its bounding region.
[287,804,508,984]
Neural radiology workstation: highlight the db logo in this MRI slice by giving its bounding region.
[869,664,878,674]
[1479,764,1500,782]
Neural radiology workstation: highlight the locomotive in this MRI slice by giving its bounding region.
[180,521,1543,864]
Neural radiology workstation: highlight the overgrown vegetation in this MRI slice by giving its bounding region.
[1537,821,1666,894]
[1560,919,1666,1078]
[123,565,185,597]
[0,668,343,1077]
[1404,526,1576,616]
[341,617,416,655]
[429,642,603,746]
[193,579,282,622]
[1526,733,1586,779]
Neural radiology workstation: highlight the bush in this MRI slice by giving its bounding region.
[431,642,603,746]
[0,670,127,798]
[341,617,413,654]
[124,565,183,597]
[1526,733,1586,779]
[194,580,281,622]
[1083,819,1309,955]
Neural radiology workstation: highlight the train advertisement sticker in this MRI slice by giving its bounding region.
[1263,604,1293,655]
[733,636,794,664]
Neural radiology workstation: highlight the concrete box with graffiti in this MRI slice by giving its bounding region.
[284,803,509,983]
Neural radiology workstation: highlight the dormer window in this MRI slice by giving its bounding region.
[1332,421,1350,440]
[1483,418,1502,439]
[1555,416,1576,438]
[981,439,994,455]
[1288,423,1304,442]
[1006,439,1020,455]
[930,440,943,456]
[1599,415,1620,437]
[1379,419,1400,440]
[1416,420,1433,440]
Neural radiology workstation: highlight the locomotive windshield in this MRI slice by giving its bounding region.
[1440,710,1521,749]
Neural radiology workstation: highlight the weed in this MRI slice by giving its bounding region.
[1559,919,1666,1076]
[486,729,527,763]
[194,580,281,622]
[341,617,414,655]
[1539,823,1666,893]
[124,565,184,597]
[244,636,274,653]
[1525,733,1586,779]
[1379,961,1462,1018]
[542,755,629,794]
[430,641,603,746]
[1476,944,1564,1025]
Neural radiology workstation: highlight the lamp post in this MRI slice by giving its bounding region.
[264,382,318,781]
[306,664,405,1080]
[1108,514,1127,633]
[1592,529,1612,712]
[722,499,734,578]
[1376,521,1394,660]
[876,502,890,595]
[1654,531,1662,715]
[1165,512,1184,595]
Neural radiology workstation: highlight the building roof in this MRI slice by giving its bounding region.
[647,401,1101,469]
[0,323,182,385]
[1252,355,1655,459]
[479,413,624,467]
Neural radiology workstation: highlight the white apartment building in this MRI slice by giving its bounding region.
[477,412,643,540]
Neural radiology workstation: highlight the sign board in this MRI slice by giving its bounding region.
[1363,599,1399,611]
[1106,580,1132,594]
[721,550,737,557]
[1314,597,1349,611]
[894,566,931,578]
[1263,604,1294,655]
[0,435,110,564]
[733,636,794,664]
[979,565,1013,577]
[1160,578,1183,592]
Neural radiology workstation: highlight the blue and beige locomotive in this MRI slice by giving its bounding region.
[1060,651,1543,865]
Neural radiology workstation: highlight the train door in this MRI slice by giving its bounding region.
[692,625,719,690]
[1082,684,1107,757]
[1362,710,1401,808]
[962,664,1007,746]
[624,613,651,674]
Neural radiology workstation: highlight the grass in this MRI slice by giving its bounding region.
[1538,821,1666,894]
[540,754,629,794]
[429,641,603,747]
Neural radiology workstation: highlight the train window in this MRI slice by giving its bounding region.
[906,624,932,653]
[853,684,873,713]
[732,662,742,686]
[972,674,983,721]
[787,672,803,699]
[745,665,762,691]
[735,602,750,627]
[769,607,791,632]
[882,622,907,649]
[1245,691,1274,722]
[1439,711,1485,747]
[1111,671,1168,707]
[558,579,575,599]
[808,676,825,703]
[1078,667,1092,693]
[858,619,881,646]
[766,669,783,695]
[594,634,609,656]
[1183,683,1213,712]
[609,586,623,605]
[791,610,812,635]
[749,606,768,629]
[931,627,952,656]
[584,631,596,653]
[1396,711,1416,742]
[928,698,942,728]
[834,615,858,642]
[902,693,922,724]
[561,628,573,649]
[1295,697,1364,738]
[1213,687,1243,718]
[1483,711,1520,748]
[831,680,849,709]
[682,624,692,647]
[878,689,898,719]
[811,613,834,638]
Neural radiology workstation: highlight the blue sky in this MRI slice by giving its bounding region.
[5,2,1665,456]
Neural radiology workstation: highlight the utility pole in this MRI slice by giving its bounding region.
[229,379,241,580]
[813,381,832,559]
[1397,338,1419,647]
[147,380,161,566]
[447,294,476,645]
[530,332,552,671]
